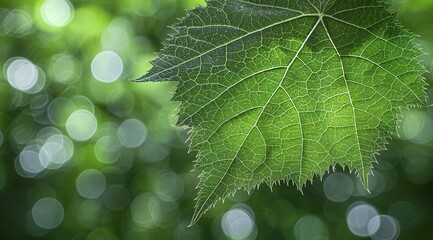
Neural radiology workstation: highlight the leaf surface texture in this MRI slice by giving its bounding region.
[138,0,426,224]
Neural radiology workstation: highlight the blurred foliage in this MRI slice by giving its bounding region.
[0,0,432,239]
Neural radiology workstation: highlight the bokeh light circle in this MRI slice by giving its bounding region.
[101,18,131,53]
[130,193,157,228]
[47,97,76,126]
[49,54,82,84]
[154,171,184,202]
[118,119,147,148]
[32,198,64,229]
[368,215,400,240]
[2,9,33,37]
[125,0,160,17]
[40,0,74,27]
[323,172,353,202]
[294,215,328,240]
[389,201,421,229]
[5,57,39,91]
[10,124,35,148]
[20,145,46,175]
[346,202,379,237]
[39,134,74,169]
[91,51,123,83]
[76,169,106,199]
[140,143,170,163]
[221,207,255,240]
[398,110,433,144]
[94,135,122,164]
[66,110,97,142]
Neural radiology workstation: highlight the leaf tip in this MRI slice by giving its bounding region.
[360,173,371,194]
[189,208,204,227]
[187,222,195,228]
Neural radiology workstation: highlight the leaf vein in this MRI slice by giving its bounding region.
[141,13,320,81]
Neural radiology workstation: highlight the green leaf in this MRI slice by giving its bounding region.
[138,0,427,224]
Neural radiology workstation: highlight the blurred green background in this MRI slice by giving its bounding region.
[0,0,433,239]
